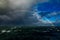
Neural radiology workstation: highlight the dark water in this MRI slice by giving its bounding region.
[0,27,60,40]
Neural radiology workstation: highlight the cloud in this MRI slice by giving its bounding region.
[8,0,37,10]
[0,0,8,9]
[47,12,57,17]
[0,10,57,26]
[0,0,37,20]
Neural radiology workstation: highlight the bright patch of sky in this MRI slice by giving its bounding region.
[36,0,60,12]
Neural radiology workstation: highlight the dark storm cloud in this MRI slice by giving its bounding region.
[0,10,57,26]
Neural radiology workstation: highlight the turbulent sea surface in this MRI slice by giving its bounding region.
[0,26,60,40]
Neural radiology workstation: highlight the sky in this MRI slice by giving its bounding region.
[36,0,60,26]
[0,0,60,26]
